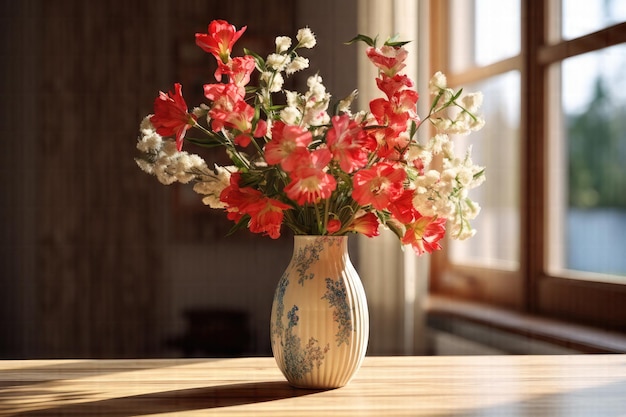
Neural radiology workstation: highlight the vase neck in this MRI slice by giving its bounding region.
[293,235,348,247]
[292,235,349,260]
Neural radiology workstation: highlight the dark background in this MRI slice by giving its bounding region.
[0,0,360,359]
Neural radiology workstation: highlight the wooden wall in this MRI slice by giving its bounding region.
[0,0,300,358]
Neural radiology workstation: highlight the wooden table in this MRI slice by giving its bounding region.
[1,355,625,416]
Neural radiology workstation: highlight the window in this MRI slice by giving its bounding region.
[429,0,626,331]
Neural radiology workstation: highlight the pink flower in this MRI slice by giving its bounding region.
[196,20,247,64]
[221,100,263,147]
[326,114,375,173]
[284,149,336,205]
[370,89,419,129]
[346,212,380,237]
[204,83,246,133]
[352,162,406,210]
[401,214,447,255]
[376,74,413,99]
[150,83,196,152]
[216,55,256,91]
[367,126,409,161]
[366,45,408,76]
[265,121,313,171]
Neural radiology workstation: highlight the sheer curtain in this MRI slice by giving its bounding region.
[356,0,431,355]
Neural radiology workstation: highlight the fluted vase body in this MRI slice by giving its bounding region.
[270,235,369,389]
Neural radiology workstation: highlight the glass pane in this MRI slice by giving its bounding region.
[550,44,626,279]
[449,71,521,269]
[449,0,520,71]
[562,0,626,40]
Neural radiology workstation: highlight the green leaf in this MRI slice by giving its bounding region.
[385,218,405,240]
[184,136,225,148]
[384,35,411,48]
[244,48,266,70]
[409,120,418,139]
[345,34,377,47]
[225,215,251,236]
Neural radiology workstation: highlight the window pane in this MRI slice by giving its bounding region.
[549,44,626,279]
[449,71,521,269]
[449,0,520,71]
[562,0,626,40]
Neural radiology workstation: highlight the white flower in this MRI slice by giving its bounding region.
[462,92,483,113]
[193,165,235,209]
[285,56,309,75]
[280,106,301,125]
[275,36,292,53]
[261,71,284,92]
[266,53,290,71]
[191,104,209,118]
[429,71,447,93]
[431,117,452,132]
[296,27,316,48]
[135,158,154,175]
[470,116,486,132]
[140,115,155,132]
[337,89,358,114]
[137,130,162,153]
[306,74,327,100]
[162,140,178,157]
[427,133,449,155]
[284,90,300,107]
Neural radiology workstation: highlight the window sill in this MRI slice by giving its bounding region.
[426,294,626,353]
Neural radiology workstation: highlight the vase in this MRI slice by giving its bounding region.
[270,235,369,389]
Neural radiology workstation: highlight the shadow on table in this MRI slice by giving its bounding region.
[11,380,326,416]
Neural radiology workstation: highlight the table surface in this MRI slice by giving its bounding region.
[1,355,625,416]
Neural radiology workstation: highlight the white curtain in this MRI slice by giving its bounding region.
[296,0,431,356]
[356,0,431,355]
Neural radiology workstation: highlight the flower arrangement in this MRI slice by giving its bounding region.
[135,20,485,255]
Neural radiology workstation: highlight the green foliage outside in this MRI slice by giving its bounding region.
[568,78,626,209]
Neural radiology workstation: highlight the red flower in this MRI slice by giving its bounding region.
[326,218,342,234]
[219,173,262,223]
[219,173,291,238]
[196,20,247,64]
[352,162,406,211]
[376,74,413,99]
[247,197,291,239]
[346,212,380,237]
[150,83,196,151]
[204,79,265,146]
[264,121,313,171]
[284,149,336,205]
[326,114,375,173]
[401,215,447,255]
[215,55,256,92]
[370,89,418,129]
[365,45,408,76]
[388,188,418,224]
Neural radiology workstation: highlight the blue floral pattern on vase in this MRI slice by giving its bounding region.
[292,238,323,285]
[271,272,289,339]
[282,305,330,380]
[322,277,353,346]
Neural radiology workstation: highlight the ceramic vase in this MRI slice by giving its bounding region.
[270,235,369,389]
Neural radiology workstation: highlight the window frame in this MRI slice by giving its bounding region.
[428,0,626,332]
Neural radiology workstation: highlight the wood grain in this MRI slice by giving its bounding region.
[1,356,625,416]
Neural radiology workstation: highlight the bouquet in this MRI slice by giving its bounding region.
[135,20,485,255]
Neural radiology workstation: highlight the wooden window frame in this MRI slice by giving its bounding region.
[429,0,626,333]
